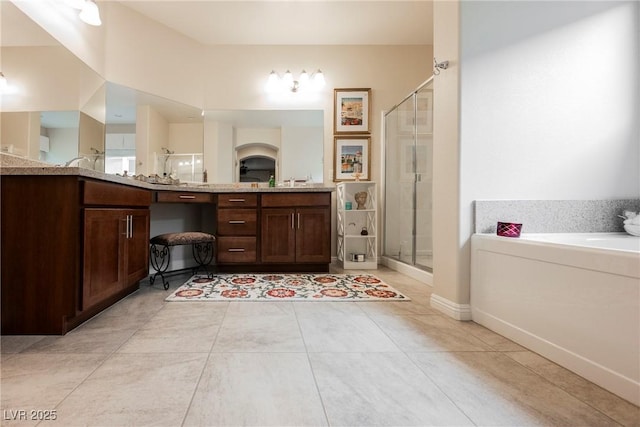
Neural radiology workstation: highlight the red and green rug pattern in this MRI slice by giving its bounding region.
[165,273,410,302]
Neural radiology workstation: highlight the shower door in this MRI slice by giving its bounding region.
[383,78,433,271]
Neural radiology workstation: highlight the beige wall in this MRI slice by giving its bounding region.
[78,111,105,157]
[431,0,467,318]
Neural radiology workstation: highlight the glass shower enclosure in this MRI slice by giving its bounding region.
[383,78,433,271]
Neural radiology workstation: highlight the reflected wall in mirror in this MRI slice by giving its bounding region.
[104,82,204,178]
[0,1,106,169]
[203,110,323,184]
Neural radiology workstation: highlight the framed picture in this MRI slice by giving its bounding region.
[334,88,371,134]
[333,136,371,181]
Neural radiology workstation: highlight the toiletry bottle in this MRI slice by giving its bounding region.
[203,169,208,183]
[268,175,275,187]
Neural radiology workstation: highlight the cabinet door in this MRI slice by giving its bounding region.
[125,209,150,286]
[83,209,126,310]
[261,208,295,263]
[296,208,331,263]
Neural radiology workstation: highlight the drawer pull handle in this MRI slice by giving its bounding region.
[228,248,245,252]
[228,220,246,224]
[228,198,246,202]
[178,195,196,199]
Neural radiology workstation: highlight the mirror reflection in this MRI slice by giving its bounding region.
[2,2,325,184]
[103,82,204,179]
[203,110,324,184]
[0,1,105,169]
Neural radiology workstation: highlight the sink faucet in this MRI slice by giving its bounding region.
[65,156,90,167]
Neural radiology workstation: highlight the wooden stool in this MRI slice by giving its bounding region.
[149,232,215,290]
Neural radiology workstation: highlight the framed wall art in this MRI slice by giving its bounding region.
[334,88,371,134]
[333,136,371,182]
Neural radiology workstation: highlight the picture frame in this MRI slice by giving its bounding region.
[334,88,371,134]
[333,136,371,182]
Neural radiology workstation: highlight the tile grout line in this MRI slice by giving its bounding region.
[292,302,333,427]
[179,297,231,427]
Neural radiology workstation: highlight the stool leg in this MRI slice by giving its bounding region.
[150,244,171,290]
[192,241,214,278]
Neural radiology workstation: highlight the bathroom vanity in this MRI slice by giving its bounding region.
[1,167,333,334]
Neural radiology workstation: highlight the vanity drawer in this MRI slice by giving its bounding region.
[83,180,151,207]
[217,209,257,236]
[155,191,213,203]
[261,192,330,208]
[217,237,256,263]
[217,193,257,208]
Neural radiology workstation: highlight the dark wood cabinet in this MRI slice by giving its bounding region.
[215,191,331,272]
[216,193,258,264]
[260,193,331,266]
[82,208,150,310]
[261,207,330,263]
[1,176,151,334]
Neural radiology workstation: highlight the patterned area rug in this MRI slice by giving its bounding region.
[165,273,410,302]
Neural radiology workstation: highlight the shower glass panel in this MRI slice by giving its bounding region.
[383,78,433,272]
[414,83,433,270]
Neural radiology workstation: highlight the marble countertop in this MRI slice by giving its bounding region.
[0,166,335,193]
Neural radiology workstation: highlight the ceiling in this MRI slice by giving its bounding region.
[118,0,433,46]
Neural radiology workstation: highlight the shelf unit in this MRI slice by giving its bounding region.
[336,182,377,269]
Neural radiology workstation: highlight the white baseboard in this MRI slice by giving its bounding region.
[430,293,472,321]
[380,256,433,285]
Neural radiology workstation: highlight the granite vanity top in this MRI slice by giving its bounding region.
[0,165,335,193]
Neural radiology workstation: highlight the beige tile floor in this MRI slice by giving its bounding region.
[1,265,638,426]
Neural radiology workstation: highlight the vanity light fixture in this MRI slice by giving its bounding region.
[79,0,102,26]
[266,69,325,93]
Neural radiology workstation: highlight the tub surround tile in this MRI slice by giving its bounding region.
[309,352,473,426]
[184,352,327,426]
[506,351,640,426]
[475,199,640,234]
[409,351,620,426]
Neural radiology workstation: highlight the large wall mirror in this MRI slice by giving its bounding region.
[0,1,106,170]
[2,1,324,184]
[203,110,324,184]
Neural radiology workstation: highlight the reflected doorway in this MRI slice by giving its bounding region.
[239,156,275,183]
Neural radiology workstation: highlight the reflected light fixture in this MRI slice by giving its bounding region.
[79,0,102,26]
[266,69,325,93]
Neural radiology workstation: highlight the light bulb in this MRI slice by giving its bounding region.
[283,70,294,89]
[312,69,325,90]
[79,0,102,26]
[0,72,7,92]
[299,70,309,90]
[266,70,279,93]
